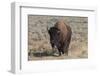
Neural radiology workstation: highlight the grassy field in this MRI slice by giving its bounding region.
[28,15,88,61]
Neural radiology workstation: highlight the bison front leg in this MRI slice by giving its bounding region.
[51,43,56,53]
[58,51,61,56]
[60,47,65,55]
[62,50,64,54]
[58,48,62,56]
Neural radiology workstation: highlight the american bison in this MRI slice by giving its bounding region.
[47,20,72,56]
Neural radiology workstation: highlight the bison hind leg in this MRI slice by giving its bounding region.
[65,49,68,56]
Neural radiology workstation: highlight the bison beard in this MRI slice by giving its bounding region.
[47,20,72,56]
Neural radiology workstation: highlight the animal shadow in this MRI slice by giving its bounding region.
[29,50,59,57]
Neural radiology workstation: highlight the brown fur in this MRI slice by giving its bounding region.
[48,20,72,56]
[55,20,72,54]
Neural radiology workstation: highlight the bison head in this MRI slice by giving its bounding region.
[47,27,61,48]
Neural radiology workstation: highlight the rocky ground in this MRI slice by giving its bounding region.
[28,15,88,61]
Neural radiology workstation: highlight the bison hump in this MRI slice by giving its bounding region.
[55,20,71,42]
[55,20,68,33]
